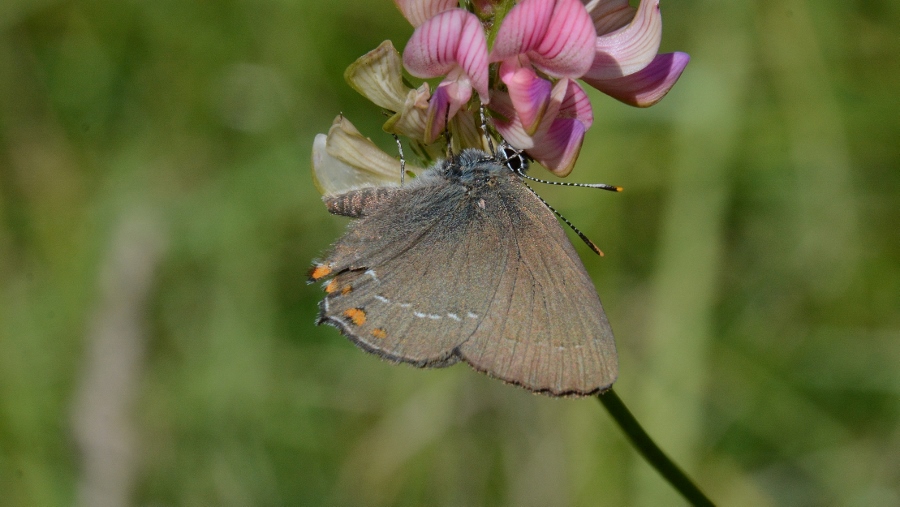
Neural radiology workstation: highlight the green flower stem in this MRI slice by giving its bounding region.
[598,388,716,506]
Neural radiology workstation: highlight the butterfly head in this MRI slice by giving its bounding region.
[497,144,529,175]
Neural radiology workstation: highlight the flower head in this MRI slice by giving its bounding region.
[317,0,689,180]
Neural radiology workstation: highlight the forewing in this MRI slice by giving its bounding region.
[314,181,512,366]
[455,183,618,396]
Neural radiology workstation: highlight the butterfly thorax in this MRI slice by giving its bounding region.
[441,149,522,190]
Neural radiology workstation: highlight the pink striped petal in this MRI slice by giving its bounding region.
[540,78,569,131]
[393,0,459,27]
[492,92,538,149]
[491,0,596,78]
[527,118,587,176]
[555,79,594,129]
[489,0,554,63]
[582,0,636,35]
[583,51,689,107]
[424,75,473,143]
[499,57,553,135]
[403,9,489,101]
[532,0,597,77]
[529,79,592,175]
[584,0,662,80]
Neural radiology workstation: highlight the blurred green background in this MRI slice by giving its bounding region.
[1,0,898,505]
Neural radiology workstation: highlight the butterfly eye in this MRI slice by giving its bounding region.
[499,146,528,173]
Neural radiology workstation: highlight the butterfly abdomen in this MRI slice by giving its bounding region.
[324,186,400,218]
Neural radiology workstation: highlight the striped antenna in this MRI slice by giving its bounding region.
[499,145,622,192]
[520,181,605,257]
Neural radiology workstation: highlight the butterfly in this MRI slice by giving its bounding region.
[310,132,617,396]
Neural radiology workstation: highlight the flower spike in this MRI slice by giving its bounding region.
[328,0,690,178]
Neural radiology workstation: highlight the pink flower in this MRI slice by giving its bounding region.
[488,0,596,135]
[490,0,597,79]
[487,0,596,174]
[402,8,490,142]
[493,78,593,176]
[487,0,689,173]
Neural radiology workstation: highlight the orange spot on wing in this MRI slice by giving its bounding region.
[310,264,332,280]
[341,285,353,295]
[371,328,386,339]
[343,308,367,326]
[324,279,339,293]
